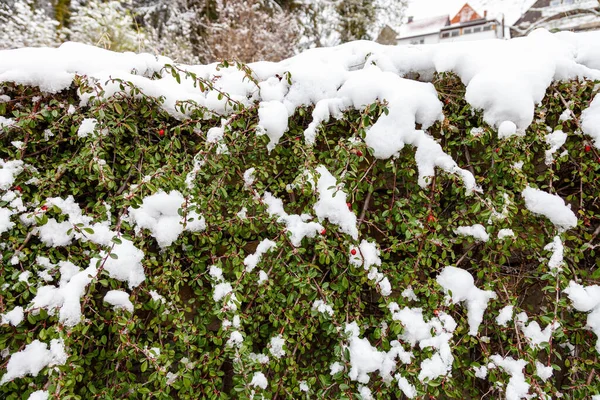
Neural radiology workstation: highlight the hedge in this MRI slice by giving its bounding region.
[1,37,600,399]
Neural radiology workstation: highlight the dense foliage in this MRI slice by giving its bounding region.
[0,63,600,400]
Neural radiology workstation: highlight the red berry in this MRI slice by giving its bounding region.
[295,137,300,141]
[495,148,499,153]
[426,214,436,223]
[320,229,326,235]
[433,309,440,316]
[356,150,363,157]
[14,186,22,192]
[351,249,357,256]
[347,202,351,208]
[159,129,165,136]
[585,145,591,152]
[41,205,48,211]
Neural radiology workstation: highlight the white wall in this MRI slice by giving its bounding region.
[397,32,440,45]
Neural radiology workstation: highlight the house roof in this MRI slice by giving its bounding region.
[398,15,450,39]
[450,3,482,24]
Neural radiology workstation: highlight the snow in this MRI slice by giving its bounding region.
[496,305,514,327]
[250,371,268,389]
[263,192,323,247]
[299,381,309,392]
[249,353,270,364]
[0,339,67,384]
[0,41,167,93]
[330,361,344,375]
[312,299,334,316]
[351,240,393,296]
[564,281,600,353]
[0,116,15,129]
[227,331,243,347]
[582,94,600,148]
[489,355,530,400]
[243,167,256,188]
[437,266,497,335]
[398,15,450,38]
[396,374,417,398]
[498,121,519,139]
[0,207,15,235]
[313,166,358,239]
[535,361,553,382]
[149,290,165,303]
[0,159,24,190]
[96,240,146,289]
[257,270,268,285]
[358,386,373,400]
[27,391,49,400]
[401,286,418,301]
[129,190,206,249]
[522,187,577,230]
[236,207,248,220]
[544,236,564,272]
[257,101,289,151]
[213,282,233,302]
[454,224,489,242]
[343,322,413,384]
[516,312,560,349]
[77,118,97,138]
[103,290,134,313]
[545,129,568,165]
[29,263,97,327]
[243,239,276,272]
[269,335,286,359]
[1,306,24,326]
[498,229,515,240]
[474,365,488,379]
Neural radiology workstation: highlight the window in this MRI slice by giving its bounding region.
[441,32,450,38]
[550,0,561,5]
[451,30,459,37]
[410,38,425,45]
[473,27,482,33]
[483,25,491,31]
[464,28,472,34]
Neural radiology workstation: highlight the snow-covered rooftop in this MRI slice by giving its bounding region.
[398,15,450,38]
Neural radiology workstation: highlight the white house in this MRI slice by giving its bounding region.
[391,3,505,46]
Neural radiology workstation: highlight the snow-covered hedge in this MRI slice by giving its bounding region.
[1,30,600,399]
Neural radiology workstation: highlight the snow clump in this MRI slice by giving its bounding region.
[522,187,577,230]
[437,266,497,335]
[0,339,67,384]
[128,190,206,249]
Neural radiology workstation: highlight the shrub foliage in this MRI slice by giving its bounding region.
[0,65,599,399]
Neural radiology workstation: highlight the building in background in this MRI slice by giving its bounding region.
[511,0,600,37]
[376,3,505,46]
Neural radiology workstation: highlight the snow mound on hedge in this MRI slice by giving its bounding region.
[129,190,206,249]
[0,339,67,384]
[437,266,496,336]
[564,281,600,354]
[3,31,600,194]
[522,187,577,230]
[582,93,600,148]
